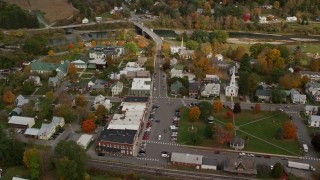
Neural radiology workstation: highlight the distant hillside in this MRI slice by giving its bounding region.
[0,0,39,29]
[5,0,78,23]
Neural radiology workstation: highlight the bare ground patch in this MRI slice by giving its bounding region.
[6,0,78,23]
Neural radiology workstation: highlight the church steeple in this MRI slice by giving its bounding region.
[230,66,236,86]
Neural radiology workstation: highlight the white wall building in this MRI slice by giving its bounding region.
[82,18,89,24]
[130,78,151,96]
[93,94,112,110]
[38,117,65,140]
[77,134,93,149]
[8,116,35,129]
[112,81,124,97]
[290,89,306,104]
[225,66,238,97]
[309,115,320,127]
[201,83,220,97]
[71,59,87,69]
[286,16,297,22]
[170,68,184,78]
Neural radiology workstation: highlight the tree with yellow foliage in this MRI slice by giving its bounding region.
[2,89,15,105]
[48,50,55,57]
[189,106,201,122]
[162,42,171,57]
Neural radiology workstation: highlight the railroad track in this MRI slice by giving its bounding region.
[88,159,255,180]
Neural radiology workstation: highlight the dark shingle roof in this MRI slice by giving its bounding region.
[123,96,149,102]
[97,129,137,144]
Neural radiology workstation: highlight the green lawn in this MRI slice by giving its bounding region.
[81,73,93,79]
[99,12,112,19]
[213,110,302,155]
[177,107,208,145]
[2,166,29,180]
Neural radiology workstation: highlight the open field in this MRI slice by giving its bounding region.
[6,0,78,23]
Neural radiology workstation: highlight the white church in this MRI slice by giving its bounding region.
[225,66,238,97]
[170,38,186,54]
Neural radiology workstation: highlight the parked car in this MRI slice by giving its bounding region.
[158,135,161,140]
[141,142,147,149]
[248,154,255,157]
[155,119,160,122]
[239,153,246,156]
[171,137,177,141]
[161,151,170,158]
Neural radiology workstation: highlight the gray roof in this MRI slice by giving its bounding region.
[230,136,245,145]
[170,152,203,165]
[189,82,200,91]
[305,105,318,112]
[202,157,218,166]
[24,128,40,136]
[91,83,104,90]
[255,89,271,97]
[300,71,320,76]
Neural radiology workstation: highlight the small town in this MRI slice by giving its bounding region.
[0,0,320,180]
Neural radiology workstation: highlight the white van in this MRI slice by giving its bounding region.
[303,144,308,153]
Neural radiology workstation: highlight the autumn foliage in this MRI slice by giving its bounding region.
[254,104,261,114]
[82,119,96,133]
[67,43,74,50]
[189,106,200,122]
[2,90,15,105]
[226,111,234,119]
[225,123,235,134]
[137,36,148,48]
[282,120,297,139]
[213,100,223,113]
[68,63,77,75]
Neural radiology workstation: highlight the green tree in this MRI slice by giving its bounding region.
[271,162,284,178]
[55,141,87,180]
[197,101,213,121]
[204,124,213,138]
[191,30,209,43]
[23,35,49,55]
[275,127,284,139]
[21,81,36,95]
[239,53,251,72]
[271,88,286,104]
[185,40,199,50]
[54,104,77,123]
[29,154,40,179]
[124,42,138,55]
[56,156,78,180]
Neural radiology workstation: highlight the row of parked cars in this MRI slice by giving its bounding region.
[170,109,180,141]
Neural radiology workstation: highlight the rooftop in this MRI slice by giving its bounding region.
[170,152,203,165]
[224,157,257,175]
[131,78,151,90]
[123,96,149,102]
[8,116,34,125]
[97,129,137,144]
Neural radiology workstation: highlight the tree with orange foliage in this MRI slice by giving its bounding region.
[91,41,96,47]
[254,104,261,114]
[48,50,55,57]
[278,74,301,89]
[225,123,234,134]
[2,89,15,105]
[282,120,297,139]
[161,42,171,56]
[75,95,87,107]
[204,2,211,14]
[232,46,248,61]
[68,63,77,75]
[189,106,200,122]
[213,100,223,113]
[226,111,233,119]
[82,119,96,133]
[87,111,97,122]
[78,41,84,49]
[137,36,148,48]
[24,65,31,74]
[67,43,74,51]
[117,41,125,46]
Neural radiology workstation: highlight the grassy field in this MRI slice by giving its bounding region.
[80,73,93,79]
[214,110,302,155]
[2,166,29,180]
[42,53,82,63]
[6,0,77,23]
[178,107,302,155]
[34,85,51,95]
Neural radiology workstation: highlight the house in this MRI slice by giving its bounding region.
[170,58,178,66]
[171,81,183,94]
[170,39,186,54]
[77,134,93,149]
[93,94,112,110]
[95,17,102,23]
[306,82,320,102]
[91,83,105,93]
[96,129,137,156]
[82,18,89,24]
[184,73,196,82]
[130,78,151,96]
[38,116,65,140]
[225,66,238,97]
[71,59,87,69]
[211,57,229,69]
[300,71,320,81]
[215,54,223,61]
[286,16,297,22]
[48,71,64,87]
[110,6,123,14]
[309,115,320,127]
[255,89,271,102]
[196,8,204,14]
[188,82,200,98]
[230,136,245,150]
[170,68,184,78]
[8,116,35,129]
[29,76,42,86]
[224,157,257,175]
[24,128,39,139]
[290,89,306,104]
[30,62,59,74]
[136,70,150,78]
[305,105,318,116]
[112,81,124,97]
[88,46,118,70]
[259,16,267,24]
[179,49,194,59]
[203,74,220,84]
[170,153,203,169]
[229,62,240,75]
[9,107,22,117]
[56,60,70,76]
[14,95,29,107]
[201,83,220,97]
